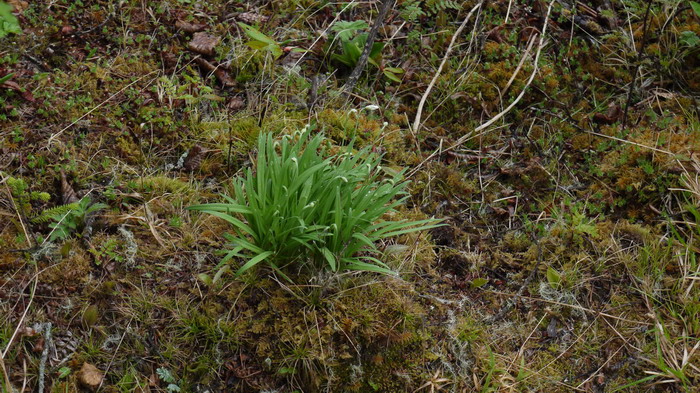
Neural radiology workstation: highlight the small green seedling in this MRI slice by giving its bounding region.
[238,22,283,59]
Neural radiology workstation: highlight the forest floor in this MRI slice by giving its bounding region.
[1,0,700,392]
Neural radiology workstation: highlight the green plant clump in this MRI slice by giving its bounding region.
[188,128,440,278]
[38,197,108,242]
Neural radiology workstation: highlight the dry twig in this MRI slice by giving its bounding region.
[344,0,394,93]
[412,1,483,132]
[408,1,553,177]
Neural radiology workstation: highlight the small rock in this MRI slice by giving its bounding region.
[78,363,103,391]
[188,32,220,56]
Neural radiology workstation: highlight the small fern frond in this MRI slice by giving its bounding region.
[32,203,79,224]
[425,0,461,15]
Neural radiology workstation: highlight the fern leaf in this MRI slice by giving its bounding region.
[32,203,79,224]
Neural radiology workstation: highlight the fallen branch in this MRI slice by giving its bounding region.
[344,0,394,93]
[37,322,52,393]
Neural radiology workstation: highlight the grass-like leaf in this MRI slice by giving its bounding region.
[188,127,442,278]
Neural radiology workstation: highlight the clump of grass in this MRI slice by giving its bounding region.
[188,127,440,278]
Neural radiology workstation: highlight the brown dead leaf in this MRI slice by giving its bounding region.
[575,15,607,35]
[1,80,35,102]
[8,0,28,12]
[33,337,45,353]
[77,363,103,391]
[592,103,621,125]
[20,326,37,337]
[175,19,207,33]
[485,25,505,43]
[194,57,236,87]
[227,96,245,112]
[183,145,204,172]
[188,32,220,56]
[61,25,75,36]
[161,51,178,73]
[60,170,79,204]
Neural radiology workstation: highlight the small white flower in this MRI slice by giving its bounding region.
[363,104,380,111]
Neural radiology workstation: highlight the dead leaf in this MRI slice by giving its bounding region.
[183,145,204,172]
[20,326,37,337]
[188,32,220,56]
[194,57,236,87]
[33,337,45,353]
[592,103,621,125]
[1,80,35,102]
[77,363,103,391]
[175,19,207,33]
[485,25,505,43]
[8,0,28,12]
[161,51,178,73]
[61,25,75,36]
[575,15,607,35]
[227,96,245,112]
[60,170,79,204]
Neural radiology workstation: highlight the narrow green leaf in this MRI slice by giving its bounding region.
[238,22,276,45]
[0,73,14,84]
[321,247,337,271]
[236,251,274,275]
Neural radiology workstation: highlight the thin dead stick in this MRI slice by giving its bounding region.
[96,317,133,392]
[575,318,636,389]
[461,0,552,139]
[502,34,536,96]
[487,290,651,325]
[46,70,159,147]
[344,0,394,93]
[1,266,38,358]
[505,0,515,23]
[585,130,676,156]
[412,1,483,132]
[406,124,508,178]
[516,313,601,387]
[293,1,357,69]
[534,106,678,157]
[408,2,551,177]
[487,235,543,323]
[0,355,12,392]
[622,0,654,129]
